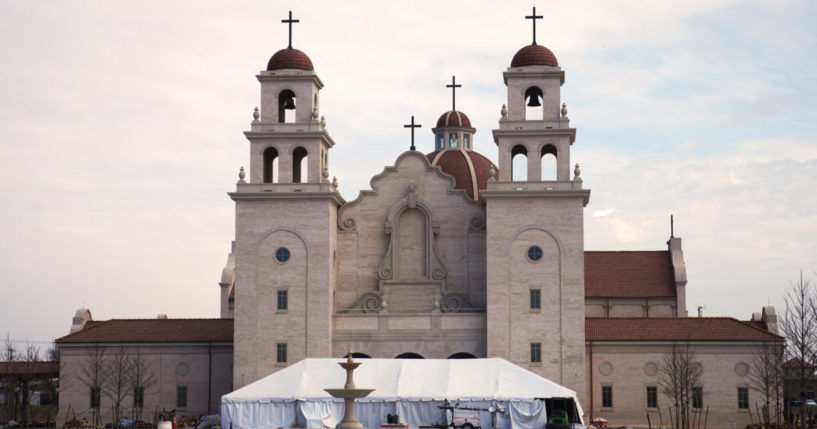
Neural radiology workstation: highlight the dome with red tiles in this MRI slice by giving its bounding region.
[435,110,472,129]
[426,149,496,200]
[267,48,314,71]
[511,44,559,67]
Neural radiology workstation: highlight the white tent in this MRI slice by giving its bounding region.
[221,358,583,429]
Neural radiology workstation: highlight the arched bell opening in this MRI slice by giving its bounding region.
[395,352,424,359]
[540,144,557,181]
[263,147,279,183]
[511,144,528,181]
[292,147,308,183]
[278,89,296,123]
[447,352,477,359]
[524,86,543,121]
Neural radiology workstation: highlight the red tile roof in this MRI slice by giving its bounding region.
[0,361,59,376]
[55,318,233,344]
[586,317,783,342]
[511,44,559,67]
[267,48,314,71]
[427,150,496,200]
[585,251,676,298]
[435,110,472,128]
[784,357,814,369]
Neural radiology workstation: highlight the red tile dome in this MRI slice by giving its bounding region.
[511,44,559,67]
[426,149,496,200]
[267,48,314,71]
[436,110,472,128]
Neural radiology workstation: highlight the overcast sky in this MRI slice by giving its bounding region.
[1,0,815,349]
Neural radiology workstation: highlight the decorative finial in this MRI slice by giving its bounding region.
[403,115,421,151]
[347,348,354,363]
[561,103,568,118]
[332,176,338,188]
[525,7,543,46]
[312,107,319,121]
[446,76,462,111]
[573,163,582,181]
[320,115,326,128]
[281,11,300,49]
[489,165,497,181]
[238,166,246,183]
[323,167,329,180]
[501,104,508,118]
[253,107,260,122]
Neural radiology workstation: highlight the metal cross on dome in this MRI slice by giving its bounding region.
[282,11,300,49]
[446,76,462,111]
[404,115,422,151]
[525,7,543,45]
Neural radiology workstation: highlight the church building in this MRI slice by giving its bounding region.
[57,10,783,429]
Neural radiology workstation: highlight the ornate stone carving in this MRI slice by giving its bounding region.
[441,292,476,313]
[469,217,486,231]
[347,292,383,313]
[376,186,447,282]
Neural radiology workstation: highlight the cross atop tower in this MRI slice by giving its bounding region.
[404,115,421,151]
[446,76,462,111]
[525,7,543,46]
[282,11,300,49]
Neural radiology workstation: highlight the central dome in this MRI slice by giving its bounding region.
[426,149,496,201]
[436,110,472,128]
[267,48,314,71]
[511,44,559,68]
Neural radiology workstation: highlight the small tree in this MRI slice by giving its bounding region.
[749,341,785,427]
[659,342,703,429]
[105,348,131,428]
[128,348,155,425]
[780,272,817,424]
[79,346,107,428]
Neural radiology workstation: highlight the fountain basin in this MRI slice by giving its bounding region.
[325,388,375,398]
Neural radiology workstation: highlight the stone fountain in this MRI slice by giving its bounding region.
[325,351,375,429]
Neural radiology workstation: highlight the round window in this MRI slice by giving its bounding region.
[527,246,543,262]
[275,247,291,263]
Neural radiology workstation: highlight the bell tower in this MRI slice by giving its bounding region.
[482,8,590,407]
[229,11,343,389]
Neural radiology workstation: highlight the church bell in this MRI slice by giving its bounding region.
[283,98,296,110]
[526,95,541,107]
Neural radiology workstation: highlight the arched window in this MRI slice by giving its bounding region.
[263,147,278,183]
[395,352,424,359]
[524,86,543,121]
[540,144,557,181]
[447,352,477,359]
[437,135,445,151]
[512,144,528,181]
[278,89,296,123]
[292,147,308,183]
[343,352,372,359]
[449,133,458,148]
[464,134,470,149]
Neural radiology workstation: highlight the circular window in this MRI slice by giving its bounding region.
[175,362,190,376]
[527,246,543,261]
[275,247,291,263]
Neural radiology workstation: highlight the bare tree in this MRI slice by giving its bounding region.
[18,344,41,426]
[105,348,131,428]
[780,271,817,424]
[128,348,155,425]
[659,343,703,429]
[749,341,785,427]
[78,346,107,428]
[2,334,17,425]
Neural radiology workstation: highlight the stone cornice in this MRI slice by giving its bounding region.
[492,127,576,145]
[256,71,324,89]
[229,190,345,206]
[503,68,565,85]
[481,188,590,206]
[244,130,336,148]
